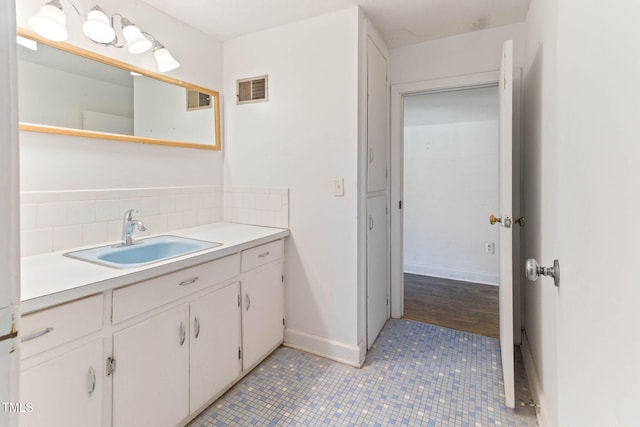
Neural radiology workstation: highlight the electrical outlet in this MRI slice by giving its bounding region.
[485,242,495,254]
[333,177,344,197]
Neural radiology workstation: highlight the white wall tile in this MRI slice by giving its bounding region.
[107,220,122,242]
[20,185,282,256]
[21,229,53,256]
[68,201,95,224]
[183,211,197,227]
[21,204,38,231]
[37,203,69,228]
[167,212,184,231]
[53,225,83,251]
[268,194,282,211]
[83,222,109,246]
[95,200,121,221]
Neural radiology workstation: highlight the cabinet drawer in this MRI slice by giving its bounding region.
[21,294,103,359]
[112,254,240,324]
[241,240,283,272]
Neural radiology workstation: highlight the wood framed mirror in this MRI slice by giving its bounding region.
[17,28,221,150]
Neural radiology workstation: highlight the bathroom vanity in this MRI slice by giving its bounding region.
[19,222,288,427]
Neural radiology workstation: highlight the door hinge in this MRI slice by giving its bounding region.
[106,357,116,376]
[386,207,388,215]
[282,274,284,283]
[399,200,402,209]
[238,294,241,307]
[238,347,242,360]
[283,318,285,326]
[386,168,388,178]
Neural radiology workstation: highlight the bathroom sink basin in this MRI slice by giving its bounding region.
[64,235,222,269]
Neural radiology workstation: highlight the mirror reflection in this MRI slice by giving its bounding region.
[17,31,220,150]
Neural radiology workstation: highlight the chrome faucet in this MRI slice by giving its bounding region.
[121,209,147,246]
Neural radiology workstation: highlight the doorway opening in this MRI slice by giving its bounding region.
[401,85,500,338]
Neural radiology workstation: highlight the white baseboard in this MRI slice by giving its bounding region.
[521,331,554,427]
[284,328,365,368]
[404,264,499,286]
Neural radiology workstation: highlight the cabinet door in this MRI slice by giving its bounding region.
[190,282,241,413]
[20,338,103,427]
[367,37,388,193]
[113,304,189,427]
[241,262,284,371]
[367,194,388,349]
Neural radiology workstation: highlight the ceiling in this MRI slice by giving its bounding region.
[140,0,531,49]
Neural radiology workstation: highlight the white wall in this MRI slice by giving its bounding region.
[223,8,361,364]
[403,120,500,284]
[391,23,526,85]
[16,0,224,191]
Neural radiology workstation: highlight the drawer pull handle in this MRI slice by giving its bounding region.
[179,277,199,286]
[194,316,201,339]
[88,367,96,397]
[21,327,53,343]
[245,293,251,311]
[258,251,270,258]
[179,322,186,346]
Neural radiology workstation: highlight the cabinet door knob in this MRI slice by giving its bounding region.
[179,322,186,346]
[88,367,96,397]
[245,293,251,311]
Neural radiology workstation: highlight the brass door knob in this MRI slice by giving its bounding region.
[489,214,502,225]
[515,217,526,227]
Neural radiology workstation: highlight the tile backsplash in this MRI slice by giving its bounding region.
[21,185,289,257]
[223,186,289,229]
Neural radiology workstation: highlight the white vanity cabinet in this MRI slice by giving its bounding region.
[240,241,285,371]
[20,231,287,427]
[19,294,104,427]
[112,304,190,427]
[189,282,241,413]
[20,338,103,427]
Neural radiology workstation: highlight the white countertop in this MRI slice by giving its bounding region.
[21,222,289,314]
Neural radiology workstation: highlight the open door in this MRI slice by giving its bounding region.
[495,40,515,408]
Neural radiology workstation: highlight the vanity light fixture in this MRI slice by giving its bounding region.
[28,0,179,72]
[152,41,180,73]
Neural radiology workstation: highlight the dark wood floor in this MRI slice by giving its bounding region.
[403,273,499,339]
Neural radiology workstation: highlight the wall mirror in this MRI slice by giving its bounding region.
[16,29,221,150]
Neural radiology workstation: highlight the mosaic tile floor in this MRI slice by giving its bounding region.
[190,319,537,427]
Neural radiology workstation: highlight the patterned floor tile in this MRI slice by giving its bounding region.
[190,319,537,427]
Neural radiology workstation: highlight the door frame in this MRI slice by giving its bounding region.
[389,70,523,344]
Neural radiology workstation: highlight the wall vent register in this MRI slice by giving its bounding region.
[237,75,268,104]
[187,89,212,111]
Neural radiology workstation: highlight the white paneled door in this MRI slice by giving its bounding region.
[367,195,389,348]
[367,38,388,193]
[497,40,515,409]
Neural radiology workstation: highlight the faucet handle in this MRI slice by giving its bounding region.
[124,209,139,221]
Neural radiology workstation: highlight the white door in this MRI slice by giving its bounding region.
[190,282,241,413]
[20,339,103,427]
[367,37,388,193]
[497,40,515,408]
[367,194,388,348]
[241,262,284,371]
[113,305,190,427]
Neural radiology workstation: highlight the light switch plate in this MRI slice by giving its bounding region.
[333,177,344,197]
